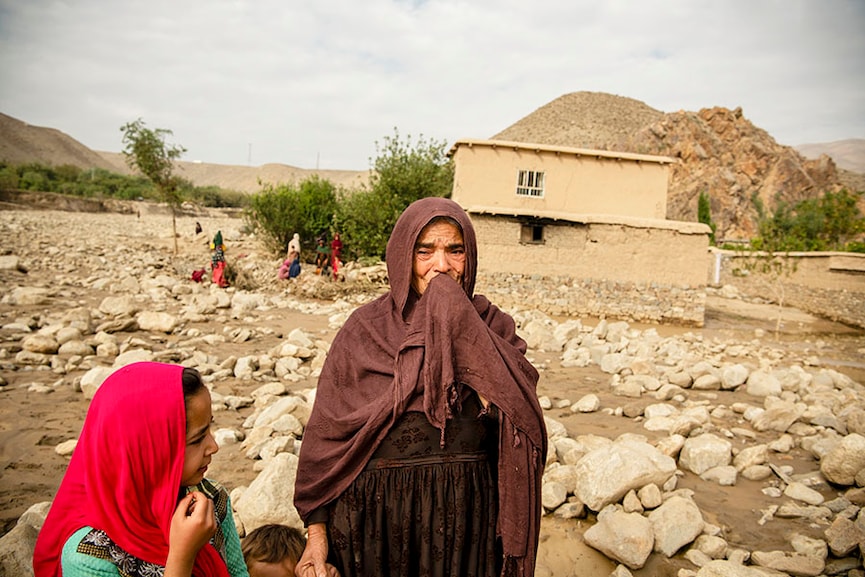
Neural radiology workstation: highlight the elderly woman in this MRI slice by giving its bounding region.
[294,197,547,577]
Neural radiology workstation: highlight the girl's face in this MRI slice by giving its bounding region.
[181,387,218,487]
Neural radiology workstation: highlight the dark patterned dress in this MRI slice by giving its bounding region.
[324,394,500,577]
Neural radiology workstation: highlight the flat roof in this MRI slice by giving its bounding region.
[448,138,677,165]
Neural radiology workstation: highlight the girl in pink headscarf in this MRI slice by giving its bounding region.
[33,362,249,577]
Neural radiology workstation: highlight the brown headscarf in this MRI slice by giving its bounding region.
[294,197,546,576]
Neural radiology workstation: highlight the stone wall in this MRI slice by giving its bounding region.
[475,272,707,326]
[472,214,710,326]
[709,249,865,328]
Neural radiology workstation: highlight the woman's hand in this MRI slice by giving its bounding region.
[296,523,335,577]
[164,491,218,577]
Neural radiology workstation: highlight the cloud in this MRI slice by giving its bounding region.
[1,0,863,170]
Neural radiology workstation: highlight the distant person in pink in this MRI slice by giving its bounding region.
[330,232,343,280]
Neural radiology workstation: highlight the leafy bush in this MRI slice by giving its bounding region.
[0,165,20,189]
[188,185,248,208]
[335,187,402,261]
[0,160,242,207]
[244,175,339,257]
[19,170,49,192]
[752,189,865,252]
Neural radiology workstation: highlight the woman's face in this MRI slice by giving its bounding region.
[411,220,466,296]
[181,387,218,487]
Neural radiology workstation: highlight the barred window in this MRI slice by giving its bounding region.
[516,170,545,197]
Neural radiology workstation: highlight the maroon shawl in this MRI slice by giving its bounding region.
[294,197,547,576]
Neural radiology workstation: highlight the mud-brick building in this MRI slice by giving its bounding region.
[448,138,710,325]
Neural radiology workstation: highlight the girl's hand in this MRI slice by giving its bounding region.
[165,491,217,577]
[296,523,334,577]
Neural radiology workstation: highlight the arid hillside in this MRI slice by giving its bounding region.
[0,113,118,172]
[2,95,864,240]
[797,138,865,173]
[0,112,370,193]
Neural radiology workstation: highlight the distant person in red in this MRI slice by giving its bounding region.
[330,233,343,281]
[210,231,229,288]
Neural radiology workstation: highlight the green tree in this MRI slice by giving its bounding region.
[244,175,339,257]
[697,190,716,245]
[120,118,187,253]
[336,128,454,260]
[740,193,803,338]
[819,189,864,249]
[369,128,454,207]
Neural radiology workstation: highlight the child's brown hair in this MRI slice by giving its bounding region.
[242,523,306,565]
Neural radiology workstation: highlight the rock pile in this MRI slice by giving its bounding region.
[0,209,863,576]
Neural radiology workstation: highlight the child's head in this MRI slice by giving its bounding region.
[242,524,306,577]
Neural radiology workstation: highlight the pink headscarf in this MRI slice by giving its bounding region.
[33,362,229,577]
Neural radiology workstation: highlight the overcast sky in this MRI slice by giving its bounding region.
[1,0,863,171]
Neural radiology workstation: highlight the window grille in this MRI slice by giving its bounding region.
[516,170,545,197]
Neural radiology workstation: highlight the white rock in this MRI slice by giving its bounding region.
[98,295,140,317]
[648,495,705,557]
[750,550,824,576]
[783,482,824,506]
[21,334,59,354]
[541,481,568,510]
[720,364,749,390]
[79,366,117,399]
[637,483,663,509]
[700,466,737,486]
[574,439,677,511]
[136,311,179,333]
[234,453,302,532]
[583,506,654,570]
[745,371,782,397]
[572,393,600,413]
[54,439,77,456]
[819,433,865,486]
[732,444,768,471]
[679,434,732,475]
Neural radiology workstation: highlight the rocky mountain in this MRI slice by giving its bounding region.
[494,92,858,240]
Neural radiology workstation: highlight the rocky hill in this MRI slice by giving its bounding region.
[494,92,859,239]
